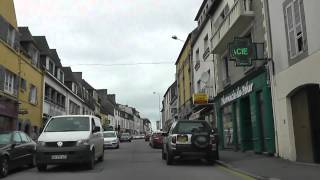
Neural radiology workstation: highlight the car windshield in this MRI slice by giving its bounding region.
[44,117,90,132]
[172,122,211,134]
[104,132,116,138]
[0,132,12,145]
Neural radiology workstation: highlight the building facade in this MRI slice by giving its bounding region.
[210,0,276,154]
[162,81,178,131]
[0,2,44,135]
[175,33,194,120]
[268,0,320,163]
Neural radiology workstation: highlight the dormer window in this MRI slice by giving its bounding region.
[72,82,78,94]
[29,45,39,66]
[46,58,55,76]
[6,26,16,48]
[57,69,64,83]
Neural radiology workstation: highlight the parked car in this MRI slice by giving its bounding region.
[149,132,163,148]
[103,131,119,149]
[36,115,104,171]
[119,133,132,142]
[145,134,151,141]
[162,120,218,165]
[0,131,36,178]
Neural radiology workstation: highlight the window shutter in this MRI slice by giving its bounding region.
[286,3,296,57]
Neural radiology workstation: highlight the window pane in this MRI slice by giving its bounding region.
[289,30,296,57]
[294,0,301,25]
[287,5,294,29]
[13,133,22,143]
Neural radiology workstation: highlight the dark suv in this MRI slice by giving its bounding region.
[162,120,218,165]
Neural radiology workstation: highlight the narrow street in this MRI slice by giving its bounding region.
[5,140,252,180]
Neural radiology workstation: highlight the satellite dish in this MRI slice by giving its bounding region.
[200,72,210,83]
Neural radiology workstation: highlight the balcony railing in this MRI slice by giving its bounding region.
[211,0,254,54]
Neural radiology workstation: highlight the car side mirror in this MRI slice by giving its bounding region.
[93,126,101,133]
[11,143,17,149]
[162,132,168,137]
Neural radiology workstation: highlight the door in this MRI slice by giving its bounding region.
[9,132,24,168]
[291,87,314,162]
[94,117,104,156]
[241,97,253,150]
[19,132,34,164]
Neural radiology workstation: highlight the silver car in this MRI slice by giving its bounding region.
[103,131,120,149]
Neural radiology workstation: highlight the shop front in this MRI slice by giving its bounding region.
[215,69,275,154]
[0,95,18,131]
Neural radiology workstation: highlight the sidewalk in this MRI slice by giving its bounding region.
[217,150,320,180]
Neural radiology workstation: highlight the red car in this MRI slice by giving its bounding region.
[149,132,163,148]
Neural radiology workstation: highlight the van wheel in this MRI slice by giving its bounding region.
[0,157,9,178]
[87,150,95,170]
[37,164,47,172]
[98,149,104,162]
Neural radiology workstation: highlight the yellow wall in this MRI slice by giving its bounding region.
[0,0,17,28]
[176,39,192,109]
[18,55,44,128]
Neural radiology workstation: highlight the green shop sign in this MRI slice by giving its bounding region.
[229,37,258,66]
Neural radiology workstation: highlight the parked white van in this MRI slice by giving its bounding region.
[36,115,104,171]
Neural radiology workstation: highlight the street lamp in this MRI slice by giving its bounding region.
[153,92,161,130]
[171,35,185,42]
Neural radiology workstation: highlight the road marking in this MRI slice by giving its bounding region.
[217,165,256,180]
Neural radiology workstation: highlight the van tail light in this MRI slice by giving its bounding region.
[172,136,177,144]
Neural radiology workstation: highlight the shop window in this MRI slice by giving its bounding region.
[223,105,233,148]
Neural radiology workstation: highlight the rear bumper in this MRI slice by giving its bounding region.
[170,144,218,158]
[36,145,91,165]
[104,142,119,148]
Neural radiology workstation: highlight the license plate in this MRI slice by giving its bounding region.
[177,136,188,143]
[51,155,67,160]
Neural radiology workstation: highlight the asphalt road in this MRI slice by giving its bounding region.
[5,140,253,180]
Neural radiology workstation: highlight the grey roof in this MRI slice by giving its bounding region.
[33,36,50,55]
[82,79,94,90]
[62,67,77,82]
[49,49,62,67]
[97,90,115,116]
[18,27,33,41]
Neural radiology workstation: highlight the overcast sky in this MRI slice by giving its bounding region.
[14,0,202,128]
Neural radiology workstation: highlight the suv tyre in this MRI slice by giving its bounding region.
[166,151,174,165]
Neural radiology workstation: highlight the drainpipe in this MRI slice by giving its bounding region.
[263,0,279,157]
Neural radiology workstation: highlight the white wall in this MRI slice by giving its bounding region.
[192,18,215,97]
[269,0,320,161]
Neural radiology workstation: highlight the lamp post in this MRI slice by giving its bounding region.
[153,92,161,130]
[171,35,185,42]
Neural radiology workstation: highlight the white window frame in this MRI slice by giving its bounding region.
[4,71,15,95]
[29,84,37,104]
[6,27,15,47]
[285,0,304,59]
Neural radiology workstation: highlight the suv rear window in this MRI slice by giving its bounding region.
[172,121,211,134]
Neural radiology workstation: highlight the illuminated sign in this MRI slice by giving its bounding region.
[229,37,256,66]
[193,93,208,105]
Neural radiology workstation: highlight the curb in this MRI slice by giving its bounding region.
[216,160,270,180]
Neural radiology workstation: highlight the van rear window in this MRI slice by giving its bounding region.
[45,117,90,132]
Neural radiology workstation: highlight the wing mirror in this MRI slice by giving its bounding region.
[93,126,101,133]
[162,132,168,137]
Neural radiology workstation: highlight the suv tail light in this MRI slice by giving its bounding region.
[210,136,217,144]
[172,136,177,144]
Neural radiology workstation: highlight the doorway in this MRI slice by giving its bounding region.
[241,97,253,150]
[291,85,320,163]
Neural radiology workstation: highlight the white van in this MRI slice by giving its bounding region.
[36,115,104,171]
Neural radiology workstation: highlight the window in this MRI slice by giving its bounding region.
[29,46,39,66]
[29,84,37,104]
[13,132,22,143]
[4,70,16,95]
[20,132,30,143]
[6,27,15,47]
[224,56,229,79]
[20,78,27,91]
[284,0,306,59]
[204,35,209,50]
[58,69,64,82]
[47,59,55,75]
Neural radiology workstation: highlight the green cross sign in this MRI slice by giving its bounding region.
[229,37,257,66]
